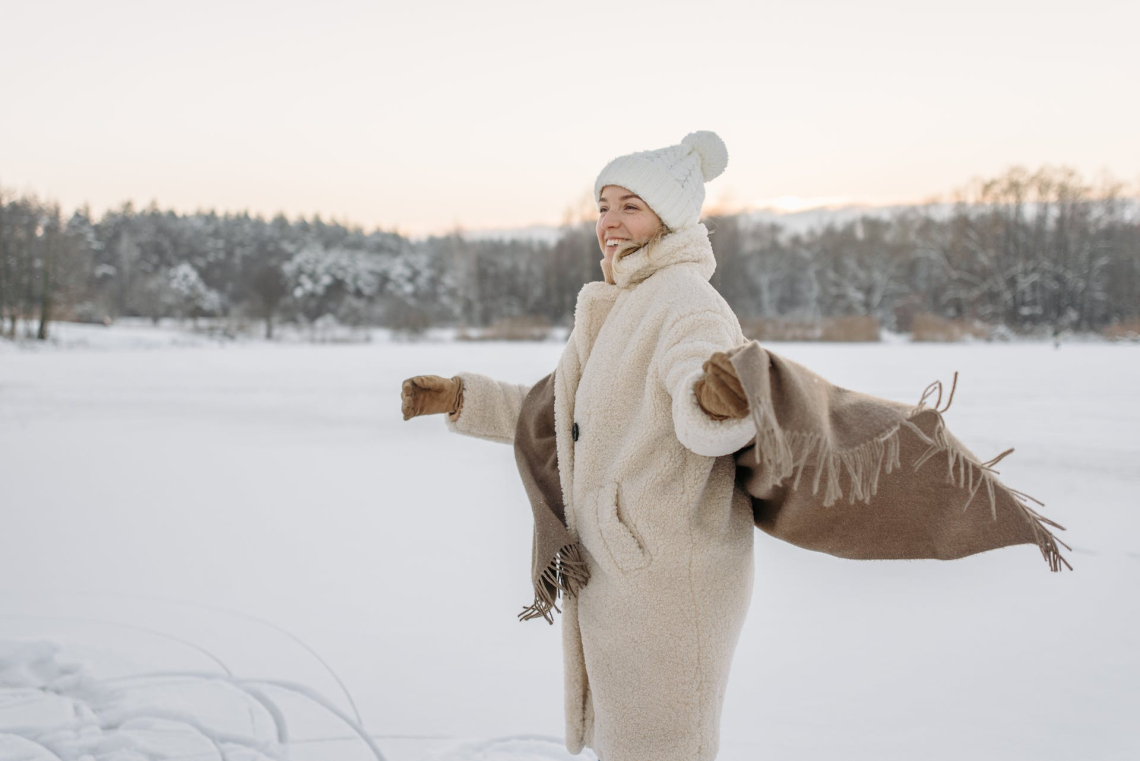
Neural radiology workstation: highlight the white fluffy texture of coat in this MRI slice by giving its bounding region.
[444,223,757,761]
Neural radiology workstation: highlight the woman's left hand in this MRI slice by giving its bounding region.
[694,350,750,420]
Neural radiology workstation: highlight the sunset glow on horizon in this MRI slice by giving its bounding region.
[2,0,1136,238]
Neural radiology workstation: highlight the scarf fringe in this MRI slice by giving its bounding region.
[518,542,591,625]
[748,372,1072,572]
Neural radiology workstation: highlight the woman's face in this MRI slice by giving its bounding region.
[596,185,663,284]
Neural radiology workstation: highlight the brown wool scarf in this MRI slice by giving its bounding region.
[513,341,1072,624]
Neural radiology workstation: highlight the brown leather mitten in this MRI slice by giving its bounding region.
[694,351,749,420]
[401,374,464,420]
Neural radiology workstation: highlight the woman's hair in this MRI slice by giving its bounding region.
[612,219,672,264]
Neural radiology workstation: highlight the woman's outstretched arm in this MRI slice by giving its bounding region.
[442,372,534,445]
[656,307,756,457]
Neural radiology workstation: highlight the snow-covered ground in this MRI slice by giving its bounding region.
[1,323,1137,760]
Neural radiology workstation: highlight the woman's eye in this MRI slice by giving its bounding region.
[625,205,638,211]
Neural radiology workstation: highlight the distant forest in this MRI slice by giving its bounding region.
[1,165,1137,340]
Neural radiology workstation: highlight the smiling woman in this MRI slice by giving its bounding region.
[404,131,758,761]
[596,188,670,285]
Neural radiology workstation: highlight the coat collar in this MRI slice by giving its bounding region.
[570,223,717,361]
[611,222,716,289]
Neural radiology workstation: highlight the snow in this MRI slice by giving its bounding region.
[1,327,1137,760]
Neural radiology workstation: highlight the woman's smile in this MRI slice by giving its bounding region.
[596,185,663,255]
[596,185,665,284]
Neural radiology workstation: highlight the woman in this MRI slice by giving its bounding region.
[402,131,757,761]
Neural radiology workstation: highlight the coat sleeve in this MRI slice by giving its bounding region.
[442,371,533,445]
[656,308,757,457]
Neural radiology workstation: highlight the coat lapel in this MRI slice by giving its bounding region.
[559,281,619,536]
[515,279,619,623]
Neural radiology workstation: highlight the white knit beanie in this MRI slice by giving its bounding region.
[594,130,729,232]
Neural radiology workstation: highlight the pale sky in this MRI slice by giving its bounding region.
[2,0,1136,237]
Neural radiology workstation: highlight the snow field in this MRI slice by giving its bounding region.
[1,326,1137,760]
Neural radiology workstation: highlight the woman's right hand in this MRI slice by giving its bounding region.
[401,375,464,420]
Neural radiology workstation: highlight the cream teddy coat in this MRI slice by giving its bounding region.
[443,223,758,761]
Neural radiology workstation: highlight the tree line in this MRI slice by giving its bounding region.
[1,165,1136,341]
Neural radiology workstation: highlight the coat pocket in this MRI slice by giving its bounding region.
[594,481,653,573]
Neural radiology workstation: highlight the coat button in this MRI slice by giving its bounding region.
[572,422,579,441]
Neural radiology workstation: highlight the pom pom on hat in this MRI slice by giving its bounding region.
[681,130,729,182]
[594,130,730,231]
